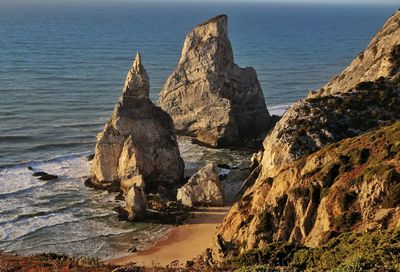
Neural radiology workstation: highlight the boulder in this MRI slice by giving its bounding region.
[158,15,271,147]
[90,52,184,189]
[309,10,400,98]
[177,163,224,207]
[221,168,249,205]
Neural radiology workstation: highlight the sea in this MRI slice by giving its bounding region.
[0,1,398,260]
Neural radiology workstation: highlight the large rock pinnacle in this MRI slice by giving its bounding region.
[158,15,272,147]
[90,52,184,190]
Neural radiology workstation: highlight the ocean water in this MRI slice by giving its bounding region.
[0,1,398,259]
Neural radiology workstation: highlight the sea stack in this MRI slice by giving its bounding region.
[90,52,184,191]
[158,15,271,147]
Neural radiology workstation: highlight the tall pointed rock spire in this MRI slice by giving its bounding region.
[123,51,150,98]
[90,52,184,204]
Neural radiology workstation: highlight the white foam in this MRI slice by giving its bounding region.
[268,103,291,116]
[0,153,90,196]
[0,212,78,241]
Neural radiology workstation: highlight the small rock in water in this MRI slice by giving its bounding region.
[37,173,58,181]
[27,166,33,171]
[32,171,47,177]
[32,171,58,181]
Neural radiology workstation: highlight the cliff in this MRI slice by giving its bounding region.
[209,11,400,264]
[212,122,400,261]
[309,9,400,98]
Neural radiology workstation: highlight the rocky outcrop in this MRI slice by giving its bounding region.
[90,52,184,189]
[158,15,271,147]
[261,76,400,177]
[124,182,146,222]
[177,163,224,207]
[211,122,400,261]
[309,10,400,98]
[208,12,400,262]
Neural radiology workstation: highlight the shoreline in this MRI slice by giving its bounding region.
[109,207,229,267]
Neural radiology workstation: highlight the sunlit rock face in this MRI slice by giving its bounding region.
[91,52,184,188]
[309,10,400,98]
[158,15,271,147]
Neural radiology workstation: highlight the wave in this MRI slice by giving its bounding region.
[26,142,94,152]
[0,151,92,170]
[0,213,79,241]
[0,135,35,143]
[3,200,89,225]
[268,103,291,116]
[0,151,91,197]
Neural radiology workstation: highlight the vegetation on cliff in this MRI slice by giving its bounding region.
[227,228,400,272]
[212,121,400,260]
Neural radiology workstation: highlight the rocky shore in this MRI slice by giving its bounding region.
[86,10,399,270]
[3,9,399,272]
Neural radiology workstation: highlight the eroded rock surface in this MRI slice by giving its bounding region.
[309,10,400,98]
[90,52,184,189]
[261,77,400,177]
[124,182,146,222]
[177,163,224,207]
[208,12,400,263]
[211,122,400,261]
[158,15,271,147]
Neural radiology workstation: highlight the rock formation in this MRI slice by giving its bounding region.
[261,77,400,177]
[211,122,400,261]
[158,15,271,147]
[177,163,224,207]
[309,10,400,98]
[125,183,146,221]
[208,12,400,263]
[90,52,184,190]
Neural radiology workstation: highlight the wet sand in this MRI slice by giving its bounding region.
[109,207,228,267]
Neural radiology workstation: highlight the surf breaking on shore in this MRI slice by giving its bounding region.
[0,137,252,260]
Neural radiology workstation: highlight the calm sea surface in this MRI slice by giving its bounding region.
[0,1,398,259]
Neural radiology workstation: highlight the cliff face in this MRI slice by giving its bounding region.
[212,122,400,261]
[209,11,400,262]
[91,53,184,188]
[261,77,400,177]
[158,15,271,147]
[309,10,400,98]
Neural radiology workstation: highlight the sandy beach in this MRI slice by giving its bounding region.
[110,207,228,267]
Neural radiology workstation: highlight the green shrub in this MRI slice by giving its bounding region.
[334,212,361,230]
[226,229,400,271]
[227,242,305,267]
